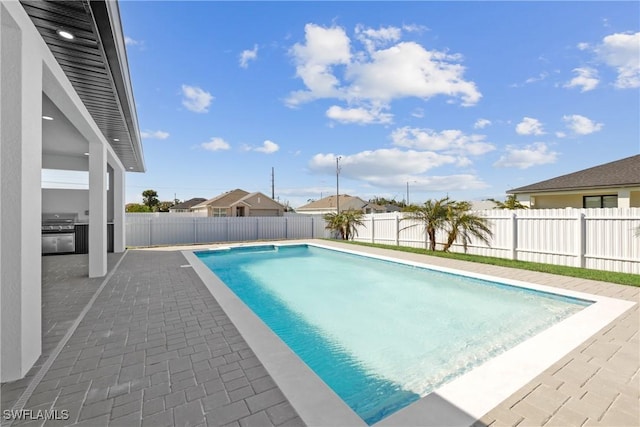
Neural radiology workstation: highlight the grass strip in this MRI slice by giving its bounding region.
[331,240,640,287]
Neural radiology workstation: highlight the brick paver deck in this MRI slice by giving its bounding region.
[2,241,638,426]
[2,250,303,427]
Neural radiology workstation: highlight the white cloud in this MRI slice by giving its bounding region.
[402,24,428,34]
[564,67,599,92]
[287,24,351,106]
[125,36,142,46]
[355,24,402,53]
[577,42,590,51]
[310,149,456,178]
[140,130,169,140]
[255,140,280,154]
[525,71,549,84]
[326,105,393,124]
[474,118,491,129]
[345,42,481,106]
[556,131,567,138]
[411,108,424,118]
[494,143,558,169]
[596,32,640,88]
[563,114,603,135]
[391,127,495,156]
[239,44,258,68]
[201,137,230,151]
[181,85,213,113]
[286,24,481,109]
[515,117,545,135]
[308,149,486,191]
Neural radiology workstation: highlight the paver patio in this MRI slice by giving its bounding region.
[1,240,637,426]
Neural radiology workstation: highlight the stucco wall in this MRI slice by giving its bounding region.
[532,194,584,209]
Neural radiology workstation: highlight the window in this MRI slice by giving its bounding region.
[211,208,227,217]
[583,195,617,208]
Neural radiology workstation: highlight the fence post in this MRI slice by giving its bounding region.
[285,217,288,240]
[149,217,152,246]
[576,212,586,268]
[311,216,314,239]
[256,218,260,240]
[511,212,518,260]
[371,216,375,243]
[193,217,197,244]
[395,214,400,246]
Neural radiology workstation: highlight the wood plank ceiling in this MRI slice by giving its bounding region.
[20,0,144,172]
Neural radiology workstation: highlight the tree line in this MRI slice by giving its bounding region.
[125,189,179,213]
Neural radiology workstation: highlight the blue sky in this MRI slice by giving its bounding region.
[119,1,640,208]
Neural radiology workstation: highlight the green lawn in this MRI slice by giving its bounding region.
[332,240,640,287]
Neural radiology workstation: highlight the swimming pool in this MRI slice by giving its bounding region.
[191,243,598,424]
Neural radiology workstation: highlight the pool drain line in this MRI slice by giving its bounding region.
[3,250,129,427]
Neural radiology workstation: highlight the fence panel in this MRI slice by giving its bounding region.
[584,208,640,274]
[126,208,640,274]
[516,209,578,267]
[349,208,640,274]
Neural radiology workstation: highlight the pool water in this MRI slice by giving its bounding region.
[196,244,590,425]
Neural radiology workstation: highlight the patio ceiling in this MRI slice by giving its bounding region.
[21,0,145,172]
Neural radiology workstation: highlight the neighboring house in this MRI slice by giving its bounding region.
[169,197,207,213]
[192,189,285,217]
[1,1,145,380]
[470,200,499,211]
[296,194,388,215]
[508,154,640,209]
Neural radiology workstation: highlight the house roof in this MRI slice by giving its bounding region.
[170,198,207,210]
[21,0,145,172]
[192,189,284,209]
[296,194,367,211]
[235,192,285,209]
[508,154,640,194]
[192,189,250,209]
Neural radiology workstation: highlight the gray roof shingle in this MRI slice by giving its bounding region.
[508,154,640,194]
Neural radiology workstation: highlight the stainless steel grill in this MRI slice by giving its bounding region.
[42,213,77,254]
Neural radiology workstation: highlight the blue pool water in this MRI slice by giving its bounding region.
[196,244,590,425]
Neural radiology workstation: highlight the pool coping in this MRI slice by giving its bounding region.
[183,241,636,427]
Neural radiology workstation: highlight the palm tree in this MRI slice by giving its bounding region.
[341,209,365,240]
[324,212,345,239]
[323,210,366,240]
[442,201,493,252]
[403,197,453,250]
[487,194,528,209]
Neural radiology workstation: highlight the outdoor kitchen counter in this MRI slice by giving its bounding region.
[74,223,114,253]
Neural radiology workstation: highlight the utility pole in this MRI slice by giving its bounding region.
[406,182,409,206]
[336,156,342,213]
[271,167,275,199]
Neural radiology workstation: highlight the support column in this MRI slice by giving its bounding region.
[89,141,107,277]
[112,162,125,252]
[1,4,43,381]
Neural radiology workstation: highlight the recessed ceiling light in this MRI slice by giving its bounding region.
[83,152,89,156]
[57,29,74,40]
[42,115,54,121]
[128,167,134,170]
[113,138,120,142]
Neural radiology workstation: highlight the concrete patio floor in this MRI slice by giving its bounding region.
[1,240,638,426]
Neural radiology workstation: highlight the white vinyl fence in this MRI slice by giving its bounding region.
[352,208,640,274]
[125,213,329,247]
[126,208,640,274]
